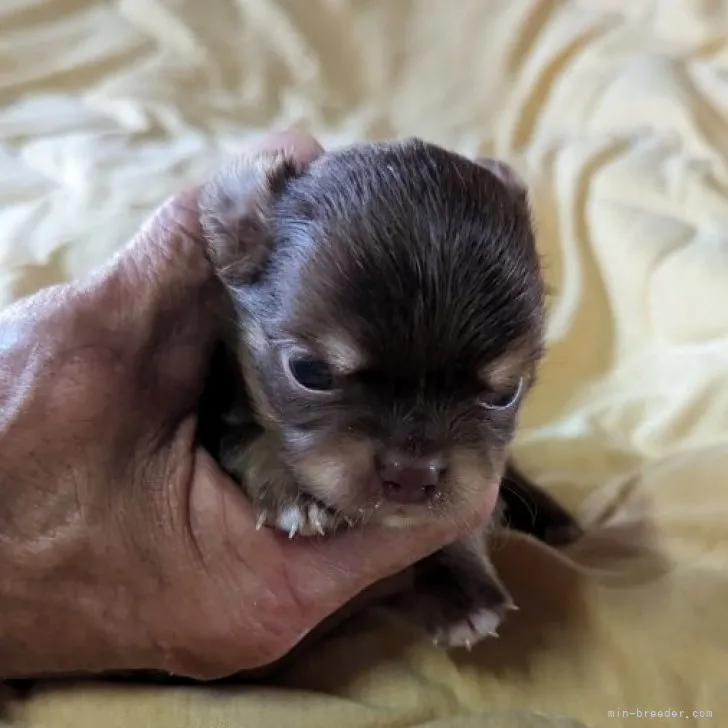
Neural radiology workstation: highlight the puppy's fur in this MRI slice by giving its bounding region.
[198,138,578,649]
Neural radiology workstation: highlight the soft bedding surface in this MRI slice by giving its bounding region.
[2,1,728,726]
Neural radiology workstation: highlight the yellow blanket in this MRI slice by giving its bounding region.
[2,1,727,725]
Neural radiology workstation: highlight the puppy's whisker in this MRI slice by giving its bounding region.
[501,479,538,524]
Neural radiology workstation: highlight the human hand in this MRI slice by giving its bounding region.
[0,130,498,681]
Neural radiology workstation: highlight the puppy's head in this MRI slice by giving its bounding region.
[200,137,545,527]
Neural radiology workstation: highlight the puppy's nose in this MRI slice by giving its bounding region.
[379,456,446,505]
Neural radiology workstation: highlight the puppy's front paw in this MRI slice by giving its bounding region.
[430,601,514,650]
[410,540,516,651]
[221,432,338,539]
[259,498,337,538]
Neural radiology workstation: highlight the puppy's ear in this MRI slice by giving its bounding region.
[474,157,529,206]
[199,150,310,286]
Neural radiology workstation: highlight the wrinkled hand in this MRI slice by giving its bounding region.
[0,131,498,681]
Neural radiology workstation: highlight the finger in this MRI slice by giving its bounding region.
[251,127,325,164]
[237,570,415,680]
[77,126,325,334]
[93,200,225,420]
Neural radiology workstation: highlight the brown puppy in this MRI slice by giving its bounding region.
[198,137,575,649]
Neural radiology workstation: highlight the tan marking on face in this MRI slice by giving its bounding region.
[317,332,365,374]
[445,448,507,516]
[293,434,376,510]
[480,338,539,389]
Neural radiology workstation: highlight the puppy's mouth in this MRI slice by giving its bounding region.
[293,452,499,530]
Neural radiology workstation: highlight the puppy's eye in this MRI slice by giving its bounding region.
[288,357,334,391]
[480,377,524,411]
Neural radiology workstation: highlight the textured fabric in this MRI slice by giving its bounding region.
[2,0,727,726]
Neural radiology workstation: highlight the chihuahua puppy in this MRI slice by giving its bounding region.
[198,137,571,649]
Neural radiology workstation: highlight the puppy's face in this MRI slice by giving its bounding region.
[201,138,545,527]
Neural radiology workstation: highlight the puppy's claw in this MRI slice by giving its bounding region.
[431,606,504,650]
[274,501,335,538]
[311,510,326,536]
[255,512,267,531]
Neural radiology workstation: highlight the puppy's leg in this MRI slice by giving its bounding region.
[405,530,514,650]
[404,468,581,649]
[220,431,338,537]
